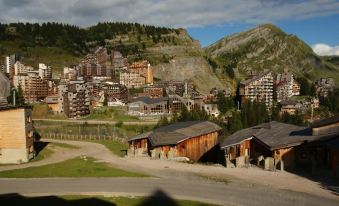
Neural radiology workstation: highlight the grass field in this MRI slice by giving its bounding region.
[0,194,220,206]
[0,157,147,178]
[91,140,129,157]
[84,106,140,122]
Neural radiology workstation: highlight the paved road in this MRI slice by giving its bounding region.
[1,177,338,206]
[33,119,157,125]
[0,140,338,206]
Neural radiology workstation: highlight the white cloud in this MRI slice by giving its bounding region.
[312,43,339,56]
[0,0,339,28]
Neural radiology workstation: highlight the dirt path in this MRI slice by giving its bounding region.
[1,139,338,205]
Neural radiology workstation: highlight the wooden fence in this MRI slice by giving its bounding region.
[42,132,127,143]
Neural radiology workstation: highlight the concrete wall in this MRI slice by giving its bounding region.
[0,148,30,164]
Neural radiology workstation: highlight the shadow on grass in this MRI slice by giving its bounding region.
[0,190,182,206]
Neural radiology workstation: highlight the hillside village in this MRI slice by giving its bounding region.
[0,22,339,206]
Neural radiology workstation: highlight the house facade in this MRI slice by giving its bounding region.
[128,121,222,161]
[0,106,35,164]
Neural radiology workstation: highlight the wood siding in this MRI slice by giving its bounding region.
[176,131,219,161]
[0,108,32,149]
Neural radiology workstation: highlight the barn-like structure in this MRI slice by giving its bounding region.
[128,121,222,161]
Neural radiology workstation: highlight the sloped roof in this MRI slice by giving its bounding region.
[221,121,314,150]
[130,96,168,104]
[311,114,339,128]
[129,121,222,147]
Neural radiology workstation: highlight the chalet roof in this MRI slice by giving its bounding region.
[130,96,168,105]
[221,121,314,150]
[129,131,152,141]
[129,121,222,146]
[280,99,298,106]
[311,114,339,128]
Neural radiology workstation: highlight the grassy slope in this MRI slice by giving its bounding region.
[0,157,147,178]
[91,140,129,157]
[204,24,339,85]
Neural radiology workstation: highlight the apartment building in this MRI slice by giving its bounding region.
[103,82,128,103]
[276,73,300,102]
[23,71,48,103]
[14,61,33,75]
[0,106,34,164]
[111,51,128,70]
[315,77,335,97]
[239,71,274,108]
[0,71,10,106]
[129,60,153,84]
[58,80,90,118]
[143,86,164,98]
[120,72,146,88]
[38,63,52,80]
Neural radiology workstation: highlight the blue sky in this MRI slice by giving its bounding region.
[188,14,339,48]
[0,0,338,55]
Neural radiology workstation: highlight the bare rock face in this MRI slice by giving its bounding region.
[153,56,224,94]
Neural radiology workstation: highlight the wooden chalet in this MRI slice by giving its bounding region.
[128,121,222,161]
[221,119,339,174]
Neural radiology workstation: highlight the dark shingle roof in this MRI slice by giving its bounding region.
[130,96,168,104]
[311,114,339,128]
[129,121,222,146]
[221,121,314,150]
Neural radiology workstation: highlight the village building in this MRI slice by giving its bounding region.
[111,51,128,71]
[280,100,302,115]
[57,80,90,118]
[221,119,339,174]
[239,71,274,108]
[0,71,10,106]
[38,63,52,80]
[0,106,34,164]
[120,72,146,88]
[127,96,169,116]
[102,82,128,103]
[314,77,335,97]
[275,73,300,102]
[202,103,220,117]
[128,121,222,161]
[45,95,59,112]
[129,60,153,84]
[143,86,164,98]
[23,71,48,103]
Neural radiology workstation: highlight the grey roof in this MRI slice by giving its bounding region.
[312,114,339,128]
[221,121,314,150]
[129,121,222,147]
[130,96,168,104]
[128,131,152,141]
[280,99,298,106]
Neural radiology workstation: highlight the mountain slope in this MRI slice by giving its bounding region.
[205,24,339,84]
[0,22,224,93]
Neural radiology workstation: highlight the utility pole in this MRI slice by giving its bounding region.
[12,88,16,106]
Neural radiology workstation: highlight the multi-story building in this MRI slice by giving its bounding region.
[0,71,10,106]
[38,63,52,80]
[111,51,128,71]
[315,77,335,97]
[0,106,35,164]
[120,72,145,88]
[143,86,164,99]
[5,54,21,78]
[14,61,33,75]
[239,71,274,108]
[129,60,153,84]
[276,73,300,102]
[103,82,128,103]
[63,67,77,80]
[58,80,90,118]
[23,71,48,103]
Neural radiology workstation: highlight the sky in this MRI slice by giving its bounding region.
[0,0,338,56]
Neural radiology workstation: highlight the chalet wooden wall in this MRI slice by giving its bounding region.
[0,108,26,149]
[176,131,219,161]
